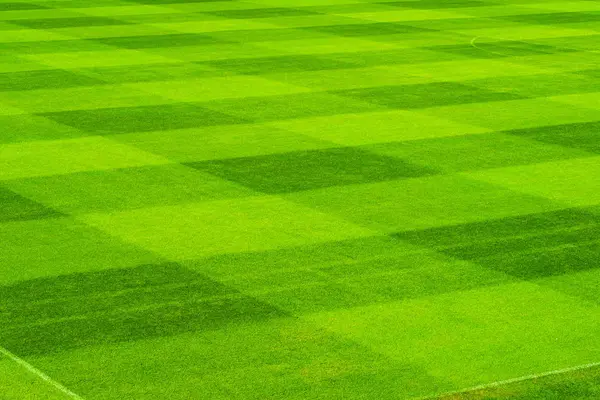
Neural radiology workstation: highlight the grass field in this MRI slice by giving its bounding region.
[1,0,600,398]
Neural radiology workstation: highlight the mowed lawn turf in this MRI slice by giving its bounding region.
[1,0,600,399]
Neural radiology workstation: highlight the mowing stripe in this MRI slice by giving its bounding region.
[0,345,84,400]
[420,360,600,399]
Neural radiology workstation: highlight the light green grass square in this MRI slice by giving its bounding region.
[255,37,400,54]
[81,196,376,259]
[269,110,491,146]
[0,29,71,43]
[0,102,26,116]
[4,164,255,214]
[346,9,469,22]
[51,24,173,39]
[72,5,182,17]
[305,282,600,389]
[251,14,373,29]
[264,66,428,91]
[145,42,286,62]
[549,92,600,110]
[464,156,600,207]
[395,59,552,82]
[0,84,171,113]
[28,318,447,400]
[0,218,159,284]
[0,9,81,21]
[537,268,600,306]
[423,98,600,131]
[0,358,67,400]
[366,132,591,173]
[148,19,278,34]
[286,175,562,232]
[126,76,311,102]
[0,137,168,181]
[509,51,600,72]
[528,1,600,12]
[0,114,86,144]
[22,49,176,69]
[113,124,334,162]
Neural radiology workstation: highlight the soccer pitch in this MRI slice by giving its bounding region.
[1,0,600,398]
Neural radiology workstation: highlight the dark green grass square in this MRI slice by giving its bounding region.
[256,282,379,314]
[91,33,229,49]
[506,121,600,153]
[497,11,600,25]
[1,263,236,325]
[186,147,436,193]
[406,17,517,34]
[205,7,320,19]
[0,263,207,305]
[426,43,505,59]
[477,41,578,58]
[0,69,103,92]
[9,17,131,29]
[208,27,331,43]
[0,263,288,356]
[324,48,464,68]
[530,35,600,52]
[473,40,576,56]
[203,54,359,75]
[394,208,600,279]
[78,63,223,84]
[5,164,254,213]
[0,114,86,144]
[184,235,407,278]
[334,82,525,109]
[39,103,248,134]
[34,0,127,6]
[579,68,600,80]
[380,0,489,9]
[0,39,110,55]
[203,92,383,122]
[429,41,575,59]
[394,208,598,247]
[467,72,600,98]
[404,17,515,31]
[132,0,234,3]
[0,187,63,222]
[473,241,600,280]
[301,22,435,37]
[0,3,50,10]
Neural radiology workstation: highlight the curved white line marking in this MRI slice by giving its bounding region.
[469,36,509,57]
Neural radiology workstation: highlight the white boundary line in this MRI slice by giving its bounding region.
[470,36,516,57]
[419,361,600,399]
[0,346,84,399]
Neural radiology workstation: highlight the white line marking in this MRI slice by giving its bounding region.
[469,36,510,57]
[418,361,600,399]
[0,345,84,399]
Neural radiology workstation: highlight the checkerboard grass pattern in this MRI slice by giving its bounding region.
[1,0,600,398]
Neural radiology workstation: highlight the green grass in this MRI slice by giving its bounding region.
[435,365,600,399]
[1,0,600,399]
